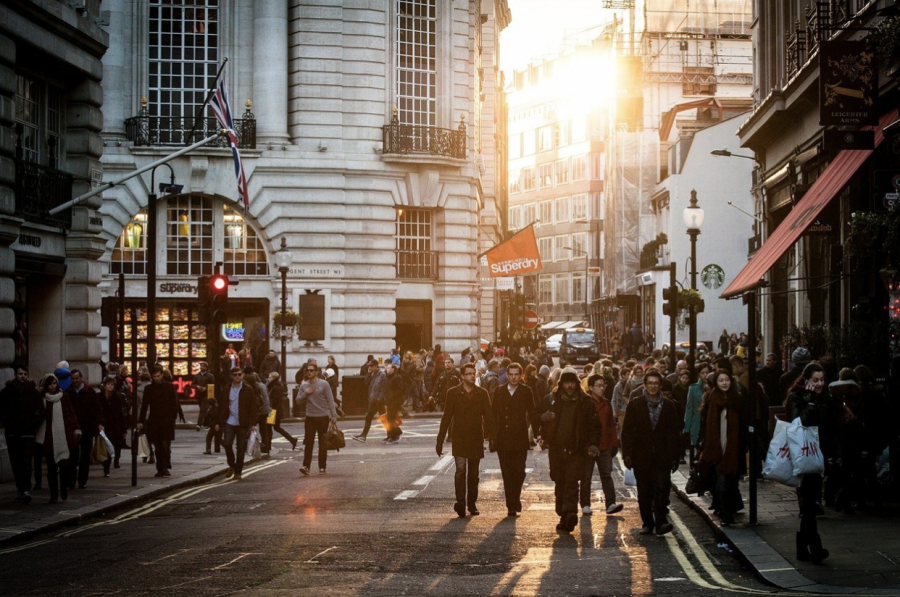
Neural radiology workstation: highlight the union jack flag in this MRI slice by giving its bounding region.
[210,74,249,211]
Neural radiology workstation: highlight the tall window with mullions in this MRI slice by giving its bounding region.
[396,0,436,128]
[149,0,219,144]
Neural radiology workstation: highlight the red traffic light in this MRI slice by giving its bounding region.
[211,275,228,292]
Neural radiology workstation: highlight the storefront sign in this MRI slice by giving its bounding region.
[222,322,245,341]
[873,170,900,210]
[16,234,41,247]
[496,277,515,290]
[819,39,877,126]
[160,283,198,294]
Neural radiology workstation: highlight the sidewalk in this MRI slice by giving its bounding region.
[672,464,900,594]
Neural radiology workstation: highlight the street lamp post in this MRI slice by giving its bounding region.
[563,246,589,325]
[682,190,704,379]
[274,237,293,381]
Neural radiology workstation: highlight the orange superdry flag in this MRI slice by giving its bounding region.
[484,225,543,278]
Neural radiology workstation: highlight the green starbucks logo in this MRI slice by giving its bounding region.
[701,264,725,290]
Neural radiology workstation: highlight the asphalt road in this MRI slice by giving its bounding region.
[0,419,774,596]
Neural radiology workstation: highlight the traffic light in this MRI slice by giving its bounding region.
[515,294,526,329]
[662,286,678,317]
[209,274,229,324]
[197,275,210,324]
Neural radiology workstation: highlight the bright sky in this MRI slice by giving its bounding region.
[500,0,612,74]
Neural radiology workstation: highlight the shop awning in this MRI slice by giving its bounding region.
[721,108,898,299]
[541,320,565,330]
[556,319,588,330]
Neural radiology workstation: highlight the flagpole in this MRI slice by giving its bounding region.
[48,131,225,215]
[185,57,230,146]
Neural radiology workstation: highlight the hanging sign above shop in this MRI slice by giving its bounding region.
[819,39,877,126]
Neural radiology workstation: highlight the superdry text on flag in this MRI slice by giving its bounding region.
[210,74,249,211]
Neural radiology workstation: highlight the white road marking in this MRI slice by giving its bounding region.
[306,546,338,563]
[140,548,193,565]
[393,489,419,500]
[430,455,453,470]
[412,475,435,485]
[210,553,259,570]
[0,538,56,554]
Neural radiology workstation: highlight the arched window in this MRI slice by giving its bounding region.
[110,197,269,277]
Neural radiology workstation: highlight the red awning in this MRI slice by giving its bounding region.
[720,108,898,299]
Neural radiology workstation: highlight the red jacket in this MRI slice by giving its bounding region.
[589,395,619,451]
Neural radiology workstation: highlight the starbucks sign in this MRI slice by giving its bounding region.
[701,264,725,290]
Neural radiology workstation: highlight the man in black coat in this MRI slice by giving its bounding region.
[436,362,495,517]
[0,367,43,504]
[491,362,539,517]
[621,368,682,536]
[138,366,182,477]
[65,369,102,489]
[538,367,601,533]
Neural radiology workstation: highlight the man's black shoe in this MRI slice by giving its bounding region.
[453,503,466,518]
[468,508,480,516]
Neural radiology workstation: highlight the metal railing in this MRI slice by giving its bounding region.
[125,99,256,149]
[395,249,438,280]
[14,159,73,228]
[382,113,466,159]
[786,22,807,80]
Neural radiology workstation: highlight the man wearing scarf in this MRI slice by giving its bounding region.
[538,367,601,533]
[621,369,681,536]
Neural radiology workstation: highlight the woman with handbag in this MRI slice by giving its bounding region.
[698,369,745,525]
[35,374,80,504]
[785,362,832,564]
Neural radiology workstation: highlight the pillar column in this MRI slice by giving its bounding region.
[0,35,21,384]
[253,0,289,144]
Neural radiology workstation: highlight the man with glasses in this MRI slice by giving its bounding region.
[296,363,338,475]
[0,367,43,504]
[621,369,681,536]
[214,367,258,481]
[436,362,495,518]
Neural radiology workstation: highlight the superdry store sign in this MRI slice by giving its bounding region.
[819,39,877,127]
[483,225,543,277]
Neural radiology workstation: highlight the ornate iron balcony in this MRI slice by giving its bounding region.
[14,159,73,228]
[383,113,466,159]
[125,98,256,149]
[787,22,807,80]
[396,249,438,280]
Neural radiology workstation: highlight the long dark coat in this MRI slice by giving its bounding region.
[139,381,180,442]
[492,384,539,452]
[437,384,495,459]
[621,394,682,472]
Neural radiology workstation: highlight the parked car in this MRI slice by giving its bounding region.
[545,333,562,356]
[560,328,600,366]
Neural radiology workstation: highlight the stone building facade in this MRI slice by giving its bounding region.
[96,0,508,395]
[0,0,108,383]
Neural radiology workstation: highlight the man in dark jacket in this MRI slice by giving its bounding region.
[66,369,102,489]
[779,347,811,403]
[538,367,601,533]
[192,361,216,431]
[0,367,43,504]
[621,369,682,536]
[258,350,281,381]
[436,362,495,517]
[214,367,259,481]
[430,357,460,410]
[491,362,539,517]
[138,366,182,477]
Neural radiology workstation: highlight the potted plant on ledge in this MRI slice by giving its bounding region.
[273,310,301,340]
